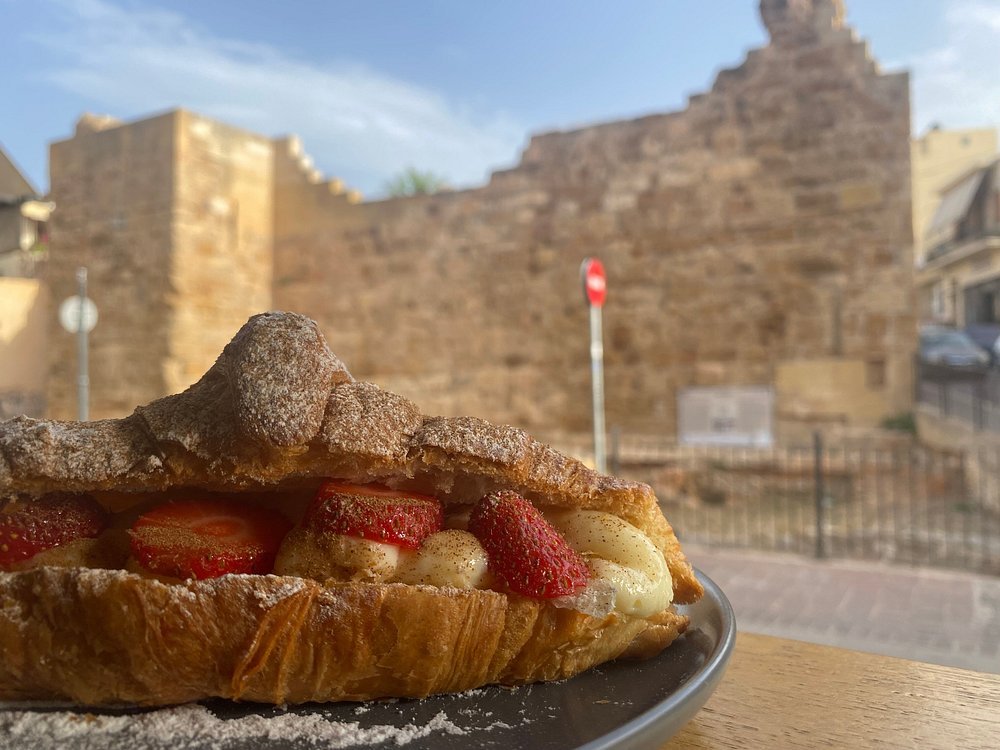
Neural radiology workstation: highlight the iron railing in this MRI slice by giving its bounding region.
[916,360,1000,433]
[603,431,1000,577]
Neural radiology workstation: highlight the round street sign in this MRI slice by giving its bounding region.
[59,295,98,333]
[581,257,607,307]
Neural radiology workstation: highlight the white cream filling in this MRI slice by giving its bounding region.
[334,536,401,578]
[273,530,400,582]
[547,510,673,617]
[393,530,489,588]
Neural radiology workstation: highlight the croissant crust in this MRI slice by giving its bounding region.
[0,568,688,705]
[0,312,701,705]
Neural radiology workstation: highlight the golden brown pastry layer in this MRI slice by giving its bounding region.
[0,568,688,706]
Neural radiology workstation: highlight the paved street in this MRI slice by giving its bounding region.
[684,544,1000,674]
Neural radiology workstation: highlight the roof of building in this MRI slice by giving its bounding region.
[928,164,991,235]
[0,144,36,199]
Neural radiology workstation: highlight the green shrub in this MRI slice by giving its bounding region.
[881,412,916,434]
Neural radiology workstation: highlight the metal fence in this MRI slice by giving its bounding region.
[607,432,1000,577]
[916,360,1000,433]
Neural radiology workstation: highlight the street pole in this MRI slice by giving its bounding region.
[581,258,608,474]
[76,267,89,421]
[813,430,825,559]
[590,303,607,474]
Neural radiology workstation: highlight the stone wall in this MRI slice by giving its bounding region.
[273,0,915,440]
[46,112,275,419]
[167,112,274,394]
[47,112,177,420]
[45,0,916,442]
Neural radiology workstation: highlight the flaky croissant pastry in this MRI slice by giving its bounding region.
[0,312,702,706]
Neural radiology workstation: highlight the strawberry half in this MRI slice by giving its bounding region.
[468,490,589,599]
[304,481,443,550]
[0,494,108,569]
[130,499,292,580]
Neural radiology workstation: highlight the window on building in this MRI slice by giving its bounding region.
[866,358,886,389]
[931,281,947,321]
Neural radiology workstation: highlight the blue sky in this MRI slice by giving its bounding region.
[2,0,999,197]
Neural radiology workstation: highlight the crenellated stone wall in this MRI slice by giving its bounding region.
[44,0,916,442]
[272,0,914,440]
[46,112,177,419]
[46,111,274,419]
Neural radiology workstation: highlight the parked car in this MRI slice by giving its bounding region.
[919,326,990,368]
[964,323,1000,366]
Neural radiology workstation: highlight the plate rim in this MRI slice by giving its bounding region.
[575,568,736,750]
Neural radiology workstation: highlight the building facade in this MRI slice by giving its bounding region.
[911,126,998,267]
[0,145,51,419]
[917,159,1000,328]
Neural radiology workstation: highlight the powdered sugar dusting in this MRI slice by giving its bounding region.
[0,703,517,750]
[250,576,307,607]
[0,593,28,628]
[552,578,616,618]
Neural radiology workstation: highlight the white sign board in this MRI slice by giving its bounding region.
[678,386,774,447]
[59,296,98,333]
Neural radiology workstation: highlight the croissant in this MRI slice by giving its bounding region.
[0,312,702,706]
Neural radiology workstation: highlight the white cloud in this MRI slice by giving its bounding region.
[29,0,526,196]
[908,0,1000,133]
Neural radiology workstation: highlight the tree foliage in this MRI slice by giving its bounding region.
[384,167,450,197]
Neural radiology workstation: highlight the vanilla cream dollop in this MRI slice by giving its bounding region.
[275,528,490,589]
[393,530,489,588]
[547,510,672,617]
[273,529,400,582]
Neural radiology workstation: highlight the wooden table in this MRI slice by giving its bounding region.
[666,633,1000,749]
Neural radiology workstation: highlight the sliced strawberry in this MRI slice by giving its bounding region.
[304,481,443,550]
[468,490,588,599]
[130,499,292,580]
[0,494,108,569]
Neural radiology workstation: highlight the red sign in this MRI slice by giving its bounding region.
[581,258,607,307]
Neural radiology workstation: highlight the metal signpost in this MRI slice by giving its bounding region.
[580,258,607,473]
[58,268,98,421]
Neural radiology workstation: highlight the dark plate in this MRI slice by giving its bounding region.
[0,570,734,750]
